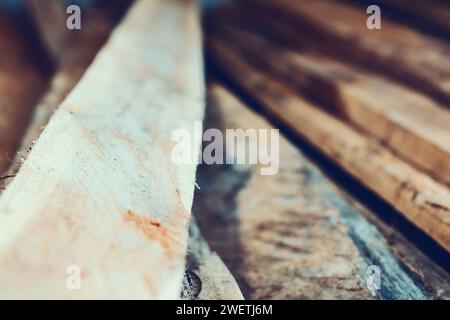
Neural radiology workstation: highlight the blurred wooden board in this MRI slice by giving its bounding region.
[209,23,450,187]
[374,0,450,36]
[0,0,204,299]
[0,10,47,177]
[194,84,450,299]
[206,36,450,256]
[244,0,450,105]
[27,0,130,66]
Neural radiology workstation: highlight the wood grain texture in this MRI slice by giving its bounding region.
[206,37,450,254]
[193,84,447,299]
[3,2,122,186]
[374,0,450,36]
[0,0,205,299]
[243,0,450,105]
[0,11,47,177]
[210,24,450,187]
[343,194,450,300]
[19,0,240,301]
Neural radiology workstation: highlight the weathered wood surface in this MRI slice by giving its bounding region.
[374,0,450,36]
[243,0,450,105]
[193,84,450,299]
[343,195,450,300]
[0,0,204,299]
[209,24,450,186]
[4,2,120,185]
[18,0,241,301]
[181,219,244,300]
[0,11,47,177]
[206,38,450,254]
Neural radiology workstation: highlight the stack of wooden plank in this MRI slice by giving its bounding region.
[0,0,448,299]
[202,0,450,299]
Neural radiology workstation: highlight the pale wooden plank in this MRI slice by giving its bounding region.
[206,37,450,254]
[243,0,450,105]
[210,24,450,186]
[0,10,47,177]
[0,0,204,299]
[17,0,240,301]
[193,83,447,299]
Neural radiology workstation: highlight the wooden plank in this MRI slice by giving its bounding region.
[243,0,450,105]
[194,83,449,299]
[343,193,450,300]
[0,0,205,299]
[4,2,120,185]
[0,10,47,177]
[206,37,450,254]
[210,24,450,186]
[15,0,241,301]
[374,0,450,36]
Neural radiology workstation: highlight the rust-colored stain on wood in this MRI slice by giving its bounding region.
[123,210,184,258]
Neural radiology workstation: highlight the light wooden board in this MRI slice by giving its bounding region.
[0,0,205,299]
[193,84,450,299]
[210,24,450,186]
[243,0,450,105]
[206,37,450,254]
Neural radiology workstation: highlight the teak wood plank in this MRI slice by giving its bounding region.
[0,11,47,177]
[0,0,205,299]
[210,24,450,186]
[193,83,446,299]
[206,37,450,254]
[244,0,450,105]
